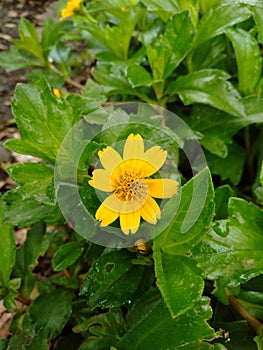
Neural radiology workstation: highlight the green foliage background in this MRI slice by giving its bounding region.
[0,0,263,349]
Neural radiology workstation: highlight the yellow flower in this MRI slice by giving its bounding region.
[52,88,61,98]
[89,134,179,235]
[60,0,81,20]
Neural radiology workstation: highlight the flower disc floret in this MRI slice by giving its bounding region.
[89,134,179,234]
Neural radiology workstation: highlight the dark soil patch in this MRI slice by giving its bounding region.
[0,0,54,126]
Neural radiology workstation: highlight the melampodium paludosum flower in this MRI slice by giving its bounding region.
[89,134,179,235]
[60,0,81,20]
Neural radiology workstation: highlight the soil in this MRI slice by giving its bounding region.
[0,0,55,191]
[0,0,55,125]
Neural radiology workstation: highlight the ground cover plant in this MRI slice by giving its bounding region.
[0,0,263,348]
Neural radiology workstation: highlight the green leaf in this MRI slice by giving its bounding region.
[260,162,263,187]
[93,63,152,102]
[4,81,80,163]
[140,0,180,21]
[80,250,146,308]
[167,69,245,117]
[126,65,153,87]
[12,18,45,64]
[12,222,48,297]
[254,336,263,350]
[0,198,15,286]
[253,5,263,44]
[190,36,227,71]
[41,18,73,61]
[206,142,246,185]
[52,242,84,271]
[214,185,235,220]
[199,0,220,13]
[3,196,63,228]
[196,3,252,45]
[0,339,8,350]
[147,11,195,83]
[76,9,137,60]
[14,222,48,276]
[7,331,49,350]
[211,320,257,350]
[117,294,215,350]
[29,289,72,339]
[76,309,126,350]
[6,163,54,203]
[0,46,42,72]
[7,162,53,185]
[27,69,65,87]
[193,198,263,289]
[186,105,248,157]
[153,168,214,317]
[225,27,262,96]
[243,96,263,124]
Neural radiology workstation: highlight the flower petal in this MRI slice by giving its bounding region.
[120,210,140,234]
[123,134,144,159]
[89,169,112,192]
[95,203,119,227]
[98,146,122,172]
[143,146,167,175]
[100,193,122,212]
[146,179,179,198]
[140,196,161,224]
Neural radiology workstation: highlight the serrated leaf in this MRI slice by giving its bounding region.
[153,168,214,317]
[29,289,72,339]
[7,331,49,350]
[191,36,227,71]
[0,46,42,72]
[126,65,152,87]
[225,27,262,96]
[41,18,73,61]
[93,62,151,101]
[211,320,257,350]
[193,198,263,288]
[12,18,45,63]
[206,142,246,185]
[0,198,15,286]
[140,0,180,21]
[117,295,215,350]
[77,309,126,350]
[186,105,249,157]
[3,196,63,228]
[199,0,220,13]
[76,9,137,60]
[154,167,214,254]
[167,69,245,117]
[253,5,263,44]
[4,81,80,164]
[6,163,54,203]
[196,3,252,45]
[147,11,195,83]
[52,242,84,271]
[80,250,145,308]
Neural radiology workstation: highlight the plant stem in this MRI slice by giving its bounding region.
[15,295,31,306]
[48,63,86,90]
[228,293,263,337]
[244,126,255,183]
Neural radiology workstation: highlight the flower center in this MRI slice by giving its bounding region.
[113,171,148,202]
